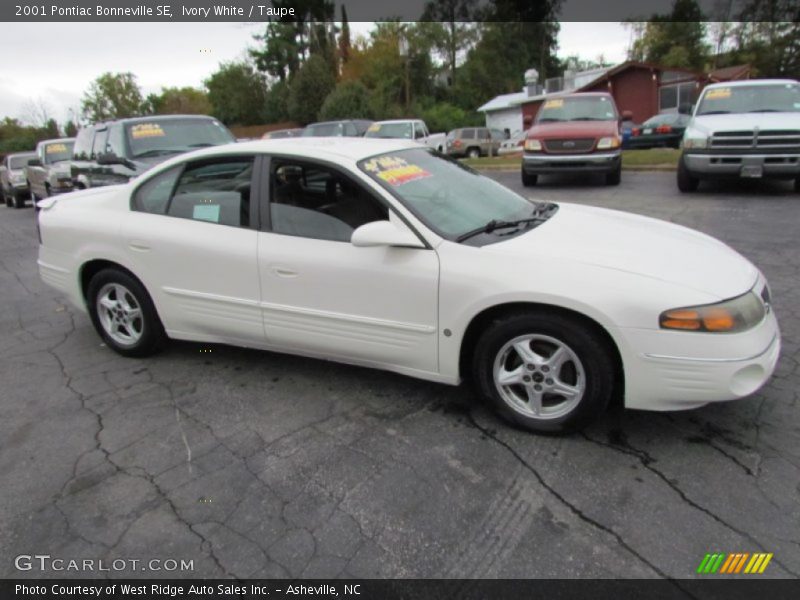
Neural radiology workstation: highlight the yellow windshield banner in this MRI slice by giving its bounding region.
[706,88,731,100]
[46,143,69,153]
[131,123,166,139]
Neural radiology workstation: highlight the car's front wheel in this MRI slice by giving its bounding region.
[473,311,615,433]
[87,268,165,357]
[605,165,622,186]
[521,170,538,187]
[12,191,25,209]
[677,156,699,192]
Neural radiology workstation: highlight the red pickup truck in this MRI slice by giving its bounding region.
[521,92,629,186]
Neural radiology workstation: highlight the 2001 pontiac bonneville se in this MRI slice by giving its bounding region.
[37,138,780,433]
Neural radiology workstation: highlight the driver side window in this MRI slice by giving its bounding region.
[269,161,388,242]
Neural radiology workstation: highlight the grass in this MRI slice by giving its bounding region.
[463,148,681,170]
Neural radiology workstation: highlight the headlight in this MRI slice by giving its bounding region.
[660,291,766,333]
[683,136,708,149]
[524,139,542,152]
[597,137,621,150]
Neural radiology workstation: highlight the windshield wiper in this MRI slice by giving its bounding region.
[699,110,730,115]
[748,109,781,113]
[186,142,215,148]
[456,204,557,243]
[538,118,563,123]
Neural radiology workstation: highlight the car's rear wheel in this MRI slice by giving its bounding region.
[521,170,538,187]
[87,268,165,357]
[467,147,480,159]
[605,165,622,186]
[677,156,699,192]
[12,192,25,209]
[473,311,615,433]
[0,187,8,207]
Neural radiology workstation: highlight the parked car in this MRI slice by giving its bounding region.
[1,152,36,208]
[364,119,446,152]
[37,138,779,433]
[628,113,689,149]
[302,120,373,137]
[497,130,528,156]
[620,117,636,149]
[678,79,800,192]
[70,115,235,189]
[445,127,503,158]
[521,92,628,186]
[25,137,75,202]
[262,128,303,139]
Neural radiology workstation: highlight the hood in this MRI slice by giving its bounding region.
[690,112,800,135]
[490,203,757,300]
[527,120,618,139]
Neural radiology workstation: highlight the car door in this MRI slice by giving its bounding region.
[256,157,440,374]
[121,154,264,345]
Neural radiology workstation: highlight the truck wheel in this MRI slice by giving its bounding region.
[605,165,622,186]
[521,170,537,187]
[677,156,699,192]
[0,187,7,207]
[472,311,615,433]
[467,147,480,159]
[13,192,25,209]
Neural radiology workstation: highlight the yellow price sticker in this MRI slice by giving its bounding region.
[367,124,380,133]
[706,88,731,100]
[130,123,166,139]
[46,143,68,153]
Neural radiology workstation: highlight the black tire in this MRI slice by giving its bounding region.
[467,147,480,159]
[605,165,622,186]
[473,311,616,433]
[1,187,9,207]
[677,155,699,192]
[13,192,25,209]
[794,177,800,193]
[521,170,538,187]
[87,268,166,358]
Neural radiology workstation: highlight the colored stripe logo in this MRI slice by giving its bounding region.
[697,552,773,574]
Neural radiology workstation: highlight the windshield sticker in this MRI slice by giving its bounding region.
[367,124,380,133]
[543,99,564,109]
[364,156,432,186]
[46,143,69,154]
[192,204,220,223]
[130,123,166,139]
[706,88,731,100]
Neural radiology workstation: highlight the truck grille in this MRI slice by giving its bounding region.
[710,129,800,150]
[543,138,595,153]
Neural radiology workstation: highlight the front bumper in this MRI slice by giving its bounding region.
[523,151,621,175]
[684,152,800,178]
[618,308,780,411]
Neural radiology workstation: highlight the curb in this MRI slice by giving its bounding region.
[472,164,678,173]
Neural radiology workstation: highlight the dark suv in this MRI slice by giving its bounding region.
[71,115,235,189]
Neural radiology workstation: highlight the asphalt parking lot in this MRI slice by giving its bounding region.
[1,171,798,580]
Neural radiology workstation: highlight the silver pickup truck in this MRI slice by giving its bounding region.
[25,137,75,202]
[364,119,447,152]
[678,79,800,192]
[1,152,36,208]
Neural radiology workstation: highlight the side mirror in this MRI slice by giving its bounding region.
[27,158,42,167]
[97,152,122,165]
[351,220,425,249]
[678,103,693,115]
[621,110,633,121]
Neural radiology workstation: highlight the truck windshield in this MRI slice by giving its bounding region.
[364,122,413,139]
[536,96,618,123]
[44,141,74,164]
[358,148,536,240]
[302,122,344,137]
[125,119,234,159]
[696,83,800,115]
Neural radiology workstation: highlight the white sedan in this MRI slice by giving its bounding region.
[37,138,780,433]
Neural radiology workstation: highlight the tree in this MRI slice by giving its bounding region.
[147,87,211,115]
[628,0,709,70]
[319,81,372,120]
[64,121,78,137]
[44,118,59,138]
[81,72,144,122]
[20,97,53,128]
[262,80,291,123]
[287,54,336,123]
[421,0,480,87]
[205,61,266,126]
[338,5,351,66]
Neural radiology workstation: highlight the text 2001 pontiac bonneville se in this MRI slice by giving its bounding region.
[36,138,780,433]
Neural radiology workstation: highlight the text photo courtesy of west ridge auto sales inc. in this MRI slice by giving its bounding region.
[1,1,799,599]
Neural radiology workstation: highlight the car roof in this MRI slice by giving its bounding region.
[372,119,419,124]
[8,152,36,158]
[156,137,423,167]
[705,79,799,89]
[38,137,76,145]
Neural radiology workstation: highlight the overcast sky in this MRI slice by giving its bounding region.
[0,22,629,124]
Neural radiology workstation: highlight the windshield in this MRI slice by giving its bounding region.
[9,155,35,169]
[359,148,536,239]
[536,96,617,123]
[696,83,800,115]
[126,119,234,158]
[43,141,74,164]
[303,122,344,137]
[364,122,413,139]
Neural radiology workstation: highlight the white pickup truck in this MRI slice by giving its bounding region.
[678,79,800,192]
[363,119,446,152]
